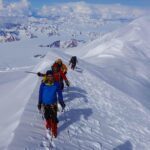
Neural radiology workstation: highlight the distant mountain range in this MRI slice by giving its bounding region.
[0,15,132,44]
[0,3,148,44]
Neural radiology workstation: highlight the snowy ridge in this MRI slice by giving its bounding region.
[67,16,150,58]
[66,16,150,110]
[0,58,51,150]
[6,50,150,150]
[2,51,67,150]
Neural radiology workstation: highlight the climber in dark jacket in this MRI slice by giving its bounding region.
[69,56,78,70]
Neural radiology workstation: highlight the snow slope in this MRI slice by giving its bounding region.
[0,15,150,150]
[66,16,150,110]
[5,49,150,150]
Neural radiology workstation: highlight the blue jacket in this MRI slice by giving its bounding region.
[39,82,63,105]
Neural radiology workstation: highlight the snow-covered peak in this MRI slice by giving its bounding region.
[72,16,150,59]
[66,16,150,111]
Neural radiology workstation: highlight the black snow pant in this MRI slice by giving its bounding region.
[43,104,58,123]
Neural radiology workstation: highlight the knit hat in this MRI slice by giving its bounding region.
[46,70,53,75]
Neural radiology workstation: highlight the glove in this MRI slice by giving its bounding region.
[54,117,59,123]
[37,72,43,77]
[59,101,66,110]
[37,104,41,111]
[64,71,67,75]
[65,80,70,87]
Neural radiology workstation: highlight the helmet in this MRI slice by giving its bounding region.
[56,58,62,65]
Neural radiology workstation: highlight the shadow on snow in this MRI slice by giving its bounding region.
[59,108,92,133]
[64,86,88,103]
[113,140,133,150]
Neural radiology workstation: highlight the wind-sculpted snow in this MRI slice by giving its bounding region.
[6,50,150,150]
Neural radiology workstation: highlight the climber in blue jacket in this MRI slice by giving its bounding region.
[38,70,65,138]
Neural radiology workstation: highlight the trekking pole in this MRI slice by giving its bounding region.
[25,71,37,74]
[49,134,54,150]
[38,110,44,120]
[66,81,71,93]
[62,108,72,141]
[66,86,69,93]
[40,106,45,120]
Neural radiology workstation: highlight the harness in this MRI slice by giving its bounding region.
[43,103,57,109]
[42,103,58,122]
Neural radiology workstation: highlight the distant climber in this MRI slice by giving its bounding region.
[69,56,78,70]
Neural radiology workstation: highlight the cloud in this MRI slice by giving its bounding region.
[0,0,31,16]
[38,2,148,19]
[0,1,148,19]
[38,2,93,16]
[9,0,29,10]
[70,2,92,14]
[0,0,3,10]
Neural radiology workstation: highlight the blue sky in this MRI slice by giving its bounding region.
[5,0,150,8]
